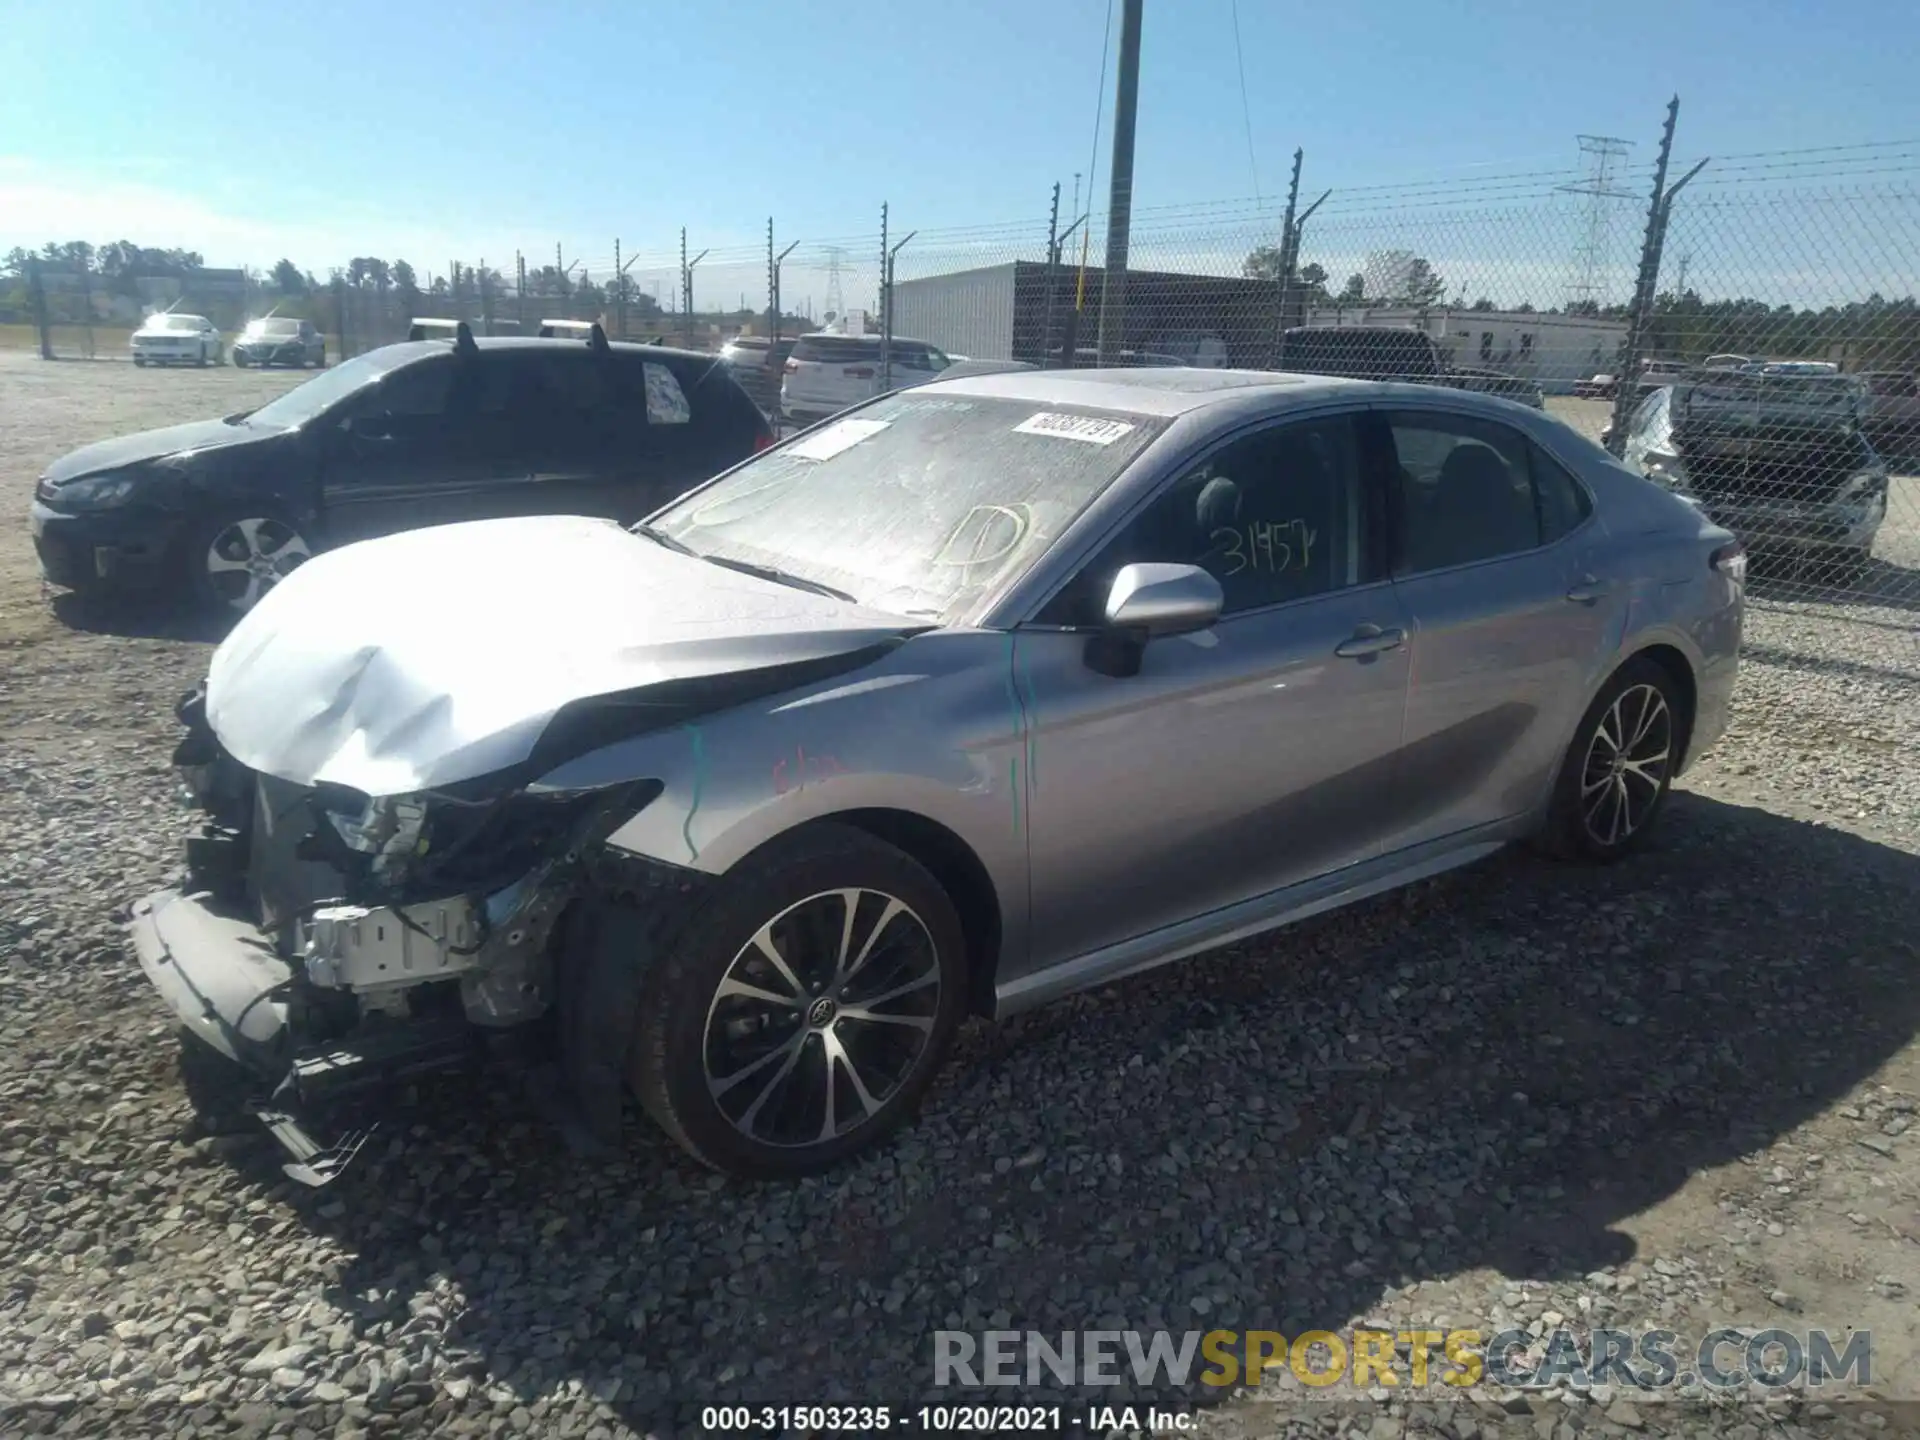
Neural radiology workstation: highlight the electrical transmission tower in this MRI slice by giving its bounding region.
[823,246,846,325]
[1557,135,1636,310]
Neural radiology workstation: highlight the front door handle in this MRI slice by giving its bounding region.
[1565,573,1606,605]
[1334,624,1406,659]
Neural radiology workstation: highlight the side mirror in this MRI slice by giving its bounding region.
[1084,562,1223,678]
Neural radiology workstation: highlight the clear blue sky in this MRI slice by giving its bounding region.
[3,0,1915,303]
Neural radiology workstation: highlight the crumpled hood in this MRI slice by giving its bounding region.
[205,515,922,796]
[41,417,265,484]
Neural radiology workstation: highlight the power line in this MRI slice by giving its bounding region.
[1230,0,1260,204]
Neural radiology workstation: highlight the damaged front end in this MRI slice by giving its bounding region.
[132,686,681,1185]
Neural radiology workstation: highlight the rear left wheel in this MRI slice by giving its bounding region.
[1540,657,1683,863]
[630,824,967,1178]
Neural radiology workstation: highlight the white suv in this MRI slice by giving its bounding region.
[779,332,951,426]
[132,313,224,367]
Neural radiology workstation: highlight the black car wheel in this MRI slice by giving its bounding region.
[630,823,967,1179]
[233,351,251,368]
[189,510,313,615]
[1540,657,1684,863]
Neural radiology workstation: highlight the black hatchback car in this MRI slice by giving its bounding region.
[31,325,773,614]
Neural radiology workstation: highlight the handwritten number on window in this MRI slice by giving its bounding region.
[1210,520,1317,577]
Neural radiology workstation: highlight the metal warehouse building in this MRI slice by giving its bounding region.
[888,260,1299,370]
[889,262,1629,393]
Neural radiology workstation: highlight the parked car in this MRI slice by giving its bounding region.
[779,333,952,426]
[1445,364,1546,409]
[1572,373,1616,400]
[1278,325,1541,407]
[1617,372,1887,580]
[231,316,326,369]
[32,323,771,615]
[1702,354,1753,371]
[131,367,1742,1184]
[131,313,224,367]
[719,334,797,415]
[1859,370,1920,463]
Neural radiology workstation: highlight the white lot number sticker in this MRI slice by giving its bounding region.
[1013,411,1136,445]
[788,417,891,461]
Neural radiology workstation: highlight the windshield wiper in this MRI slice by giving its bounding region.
[222,410,254,425]
[699,554,858,603]
[632,523,857,602]
[631,522,697,556]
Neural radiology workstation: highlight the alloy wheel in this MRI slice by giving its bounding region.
[1579,682,1672,847]
[205,517,311,612]
[701,887,942,1150]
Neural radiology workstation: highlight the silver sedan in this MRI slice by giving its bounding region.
[135,368,1745,1182]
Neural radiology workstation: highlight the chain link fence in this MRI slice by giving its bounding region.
[8,127,1916,618]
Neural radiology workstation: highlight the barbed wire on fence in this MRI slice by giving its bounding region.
[6,127,1917,613]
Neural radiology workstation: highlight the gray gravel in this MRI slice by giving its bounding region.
[3,354,1919,1438]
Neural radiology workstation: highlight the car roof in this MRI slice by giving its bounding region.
[921,366,1369,418]
[383,337,721,363]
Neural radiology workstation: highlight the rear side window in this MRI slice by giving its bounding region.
[792,335,882,364]
[643,362,692,425]
[1530,443,1594,543]
[1385,412,1540,574]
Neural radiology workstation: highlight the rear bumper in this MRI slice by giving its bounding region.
[130,888,293,1073]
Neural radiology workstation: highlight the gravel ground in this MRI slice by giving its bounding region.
[3,354,1920,1439]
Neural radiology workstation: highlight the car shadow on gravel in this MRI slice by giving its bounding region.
[1747,554,1920,618]
[183,791,1920,1429]
[47,588,227,644]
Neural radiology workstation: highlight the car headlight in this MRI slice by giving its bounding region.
[52,471,143,510]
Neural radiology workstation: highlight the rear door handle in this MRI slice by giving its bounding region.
[1566,573,1606,605]
[1334,625,1406,659]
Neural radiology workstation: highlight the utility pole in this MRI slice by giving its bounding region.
[681,229,708,348]
[516,251,526,329]
[1095,0,1144,365]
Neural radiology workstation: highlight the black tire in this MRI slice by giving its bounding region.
[630,823,967,1178]
[186,508,315,616]
[133,356,146,367]
[1540,656,1685,863]
[196,347,210,368]
[233,351,250,368]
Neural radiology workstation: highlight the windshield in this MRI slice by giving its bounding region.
[651,391,1166,621]
[244,348,409,428]
[149,315,205,332]
[247,318,300,336]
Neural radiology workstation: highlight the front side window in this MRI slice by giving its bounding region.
[652,391,1166,622]
[1386,411,1578,574]
[351,357,455,433]
[1037,415,1368,626]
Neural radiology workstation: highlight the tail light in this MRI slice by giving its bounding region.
[1710,540,1747,583]
[752,430,775,453]
[844,366,875,379]
[783,359,799,374]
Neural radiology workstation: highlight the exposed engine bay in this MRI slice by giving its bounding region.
[134,685,690,1185]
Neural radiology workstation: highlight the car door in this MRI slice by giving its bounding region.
[1013,409,1413,970]
[1373,405,1616,848]
[464,349,629,521]
[319,353,524,544]
[597,354,730,519]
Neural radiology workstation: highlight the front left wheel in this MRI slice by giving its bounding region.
[188,510,313,615]
[630,824,968,1178]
